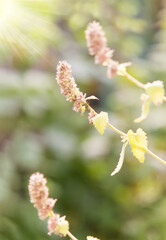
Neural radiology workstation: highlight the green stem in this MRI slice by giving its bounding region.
[107,122,127,137]
[122,72,146,90]
[67,231,79,240]
[146,148,166,166]
[122,72,166,102]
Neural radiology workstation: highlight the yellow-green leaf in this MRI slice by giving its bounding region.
[111,140,128,176]
[134,94,151,123]
[145,80,165,106]
[127,128,148,163]
[92,111,108,135]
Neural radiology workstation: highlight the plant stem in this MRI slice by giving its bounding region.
[123,72,146,90]
[107,122,127,137]
[146,148,166,166]
[67,231,79,240]
[85,101,127,137]
[123,72,166,102]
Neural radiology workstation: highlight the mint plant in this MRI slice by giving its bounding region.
[28,20,166,240]
[28,172,99,240]
[85,21,166,123]
[56,61,166,176]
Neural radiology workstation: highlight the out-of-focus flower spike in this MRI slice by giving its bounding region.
[28,172,49,208]
[85,21,107,56]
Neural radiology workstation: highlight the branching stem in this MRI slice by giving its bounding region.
[122,71,146,89]
[122,71,166,101]
[146,148,166,166]
[107,122,127,137]
[85,95,166,167]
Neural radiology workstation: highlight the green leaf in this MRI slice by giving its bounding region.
[127,128,148,163]
[134,94,151,123]
[92,111,108,135]
[145,80,165,106]
[111,140,128,176]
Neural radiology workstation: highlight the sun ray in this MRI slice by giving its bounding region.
[0,0,58,61]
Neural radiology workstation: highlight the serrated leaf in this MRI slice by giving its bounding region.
[86,95,99,101]
[92,111,108,135]
[111,140,128,176]
[134,94,151,123]
[127,128,148,163]
[145,80,165,106]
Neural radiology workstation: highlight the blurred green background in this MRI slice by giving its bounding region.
[0,0,166,240]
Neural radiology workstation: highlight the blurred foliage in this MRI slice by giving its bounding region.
[0,0,166,240]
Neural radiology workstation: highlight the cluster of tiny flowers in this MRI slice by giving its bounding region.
[56,60,98,123]
[56,61,86,114]
[85,21,107,57]
[85,21,129,78]
[28,172,69,236]
[88,109,97,124]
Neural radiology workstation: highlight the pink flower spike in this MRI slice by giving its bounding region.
[56,61,87,114]
[56,61,79,102]
[85,21,107,56]
[28,172,49,208]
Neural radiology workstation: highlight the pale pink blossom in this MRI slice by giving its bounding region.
[107,61,119,78]
[28,172,49,208]
[48,215,69,236]
[73,92,86,114]
[85,21,107,56]
[48,213,60,235]
[38,198,57,220]
[88,109,97,124]
[95,47,113,65]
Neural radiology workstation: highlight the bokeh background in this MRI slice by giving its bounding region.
[0,0,166,240]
